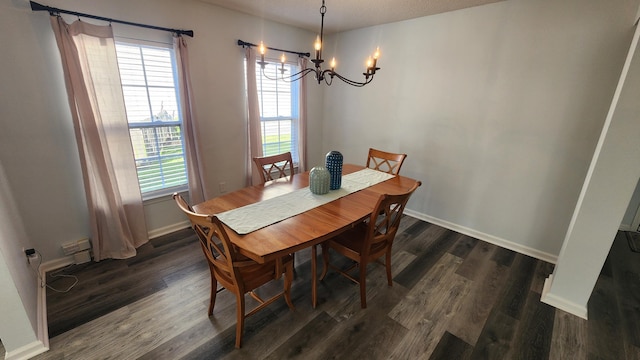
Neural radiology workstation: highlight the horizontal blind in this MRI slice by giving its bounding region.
[116,43,187,195]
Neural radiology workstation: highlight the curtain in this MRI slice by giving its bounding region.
[174,35,207,204]
[245,47,264,186]
[297,56,308,172]
[50,17,148,261]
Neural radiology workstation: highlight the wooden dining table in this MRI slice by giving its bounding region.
[193,163,420,307]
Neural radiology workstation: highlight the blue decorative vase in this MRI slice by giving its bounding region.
[309,166,331,195]
[325,151,343,190]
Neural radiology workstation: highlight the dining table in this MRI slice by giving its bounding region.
[193,163,421,307]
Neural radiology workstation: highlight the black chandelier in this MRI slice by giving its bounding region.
[237,0,380,87]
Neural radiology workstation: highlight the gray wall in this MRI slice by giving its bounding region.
[322,0,638,260]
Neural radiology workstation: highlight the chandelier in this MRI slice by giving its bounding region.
[237,0,380,87]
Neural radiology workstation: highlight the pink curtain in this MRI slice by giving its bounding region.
[50,16,148,261]
[245,47,264,186]
[297,56,308,172]
[174,36,207,204]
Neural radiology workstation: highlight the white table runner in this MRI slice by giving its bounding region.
[217,168,394,234]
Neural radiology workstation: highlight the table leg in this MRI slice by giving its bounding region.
[312,244,317,308]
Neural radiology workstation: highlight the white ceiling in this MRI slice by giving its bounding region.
[198,0,506,33]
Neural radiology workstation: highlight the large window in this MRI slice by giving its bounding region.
[115,43,187,197]
[255,62,300,164]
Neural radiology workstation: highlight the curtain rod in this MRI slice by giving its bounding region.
[237,40,310,58]
[30,1,194,37]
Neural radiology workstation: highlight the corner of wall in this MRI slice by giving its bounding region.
[540,275,588,320]
[4,340,48,360]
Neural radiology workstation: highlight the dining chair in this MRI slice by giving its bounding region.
[253,152,294,183]
[253,151,299,273]
[173,193,295,348]
[319,181,421,308]
[366,148,407,175]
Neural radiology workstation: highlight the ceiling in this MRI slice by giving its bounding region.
[198,0,506,33]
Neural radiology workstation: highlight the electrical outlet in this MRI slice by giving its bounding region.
[219,182,227,193]
[24,248,37,264]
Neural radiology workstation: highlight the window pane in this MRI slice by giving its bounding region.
[148,87,179,121]
[122,86,152,123]
[141,47,175,87]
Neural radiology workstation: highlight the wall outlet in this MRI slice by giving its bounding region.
[24,248,38,264]
[219,181,227,193]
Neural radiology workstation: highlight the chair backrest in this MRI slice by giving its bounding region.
[253,152,294,183]
[366,148,407,175]
[363,181,421,255]
[173,193,245,290]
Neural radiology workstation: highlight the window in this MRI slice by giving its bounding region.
[255,61,300,164]
[115,42,187,197]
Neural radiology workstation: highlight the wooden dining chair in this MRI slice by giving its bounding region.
[319,181,421,308]
[366,148,407,175]
[173,193,295,348]
[253,152,294,183]
[253,151,299,273]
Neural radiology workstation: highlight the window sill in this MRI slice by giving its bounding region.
[142,185,188,203]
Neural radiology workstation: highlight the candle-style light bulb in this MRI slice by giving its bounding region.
[258,42,266,68]
[330,57,336,71]
[372,47,380,68]
[279,53,286,74]
[314,35,322,59]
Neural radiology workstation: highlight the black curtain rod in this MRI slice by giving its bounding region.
[237,40,310,58]
[30,1,194,37]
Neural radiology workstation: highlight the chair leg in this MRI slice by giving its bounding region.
[320,243,329,281]
[235,294,245,348]
[284,262,295,310]
[209,274,217,316]
[386,250,393,286]
[359,263,367,309]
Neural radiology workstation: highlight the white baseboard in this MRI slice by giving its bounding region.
[4,340,48,360]
[541,275,588,319]
[148,220,191,239]
[403,209,558,264]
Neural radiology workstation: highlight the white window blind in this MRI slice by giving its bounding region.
[254,61,300,163]
[115,43,187,196]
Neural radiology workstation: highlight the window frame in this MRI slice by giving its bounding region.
[253,59,301,167]
[115,39,189,200]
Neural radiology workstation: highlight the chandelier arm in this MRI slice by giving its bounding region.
[261,64,315,82]
[261,67,278,81]
[330,71,373,87]
[282,68,317,82]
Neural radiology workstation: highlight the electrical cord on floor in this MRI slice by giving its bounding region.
[30,249,79,293]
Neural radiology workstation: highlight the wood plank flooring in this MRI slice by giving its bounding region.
[24,217,640,359]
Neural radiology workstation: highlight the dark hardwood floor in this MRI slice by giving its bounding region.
[30,217,640,359]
